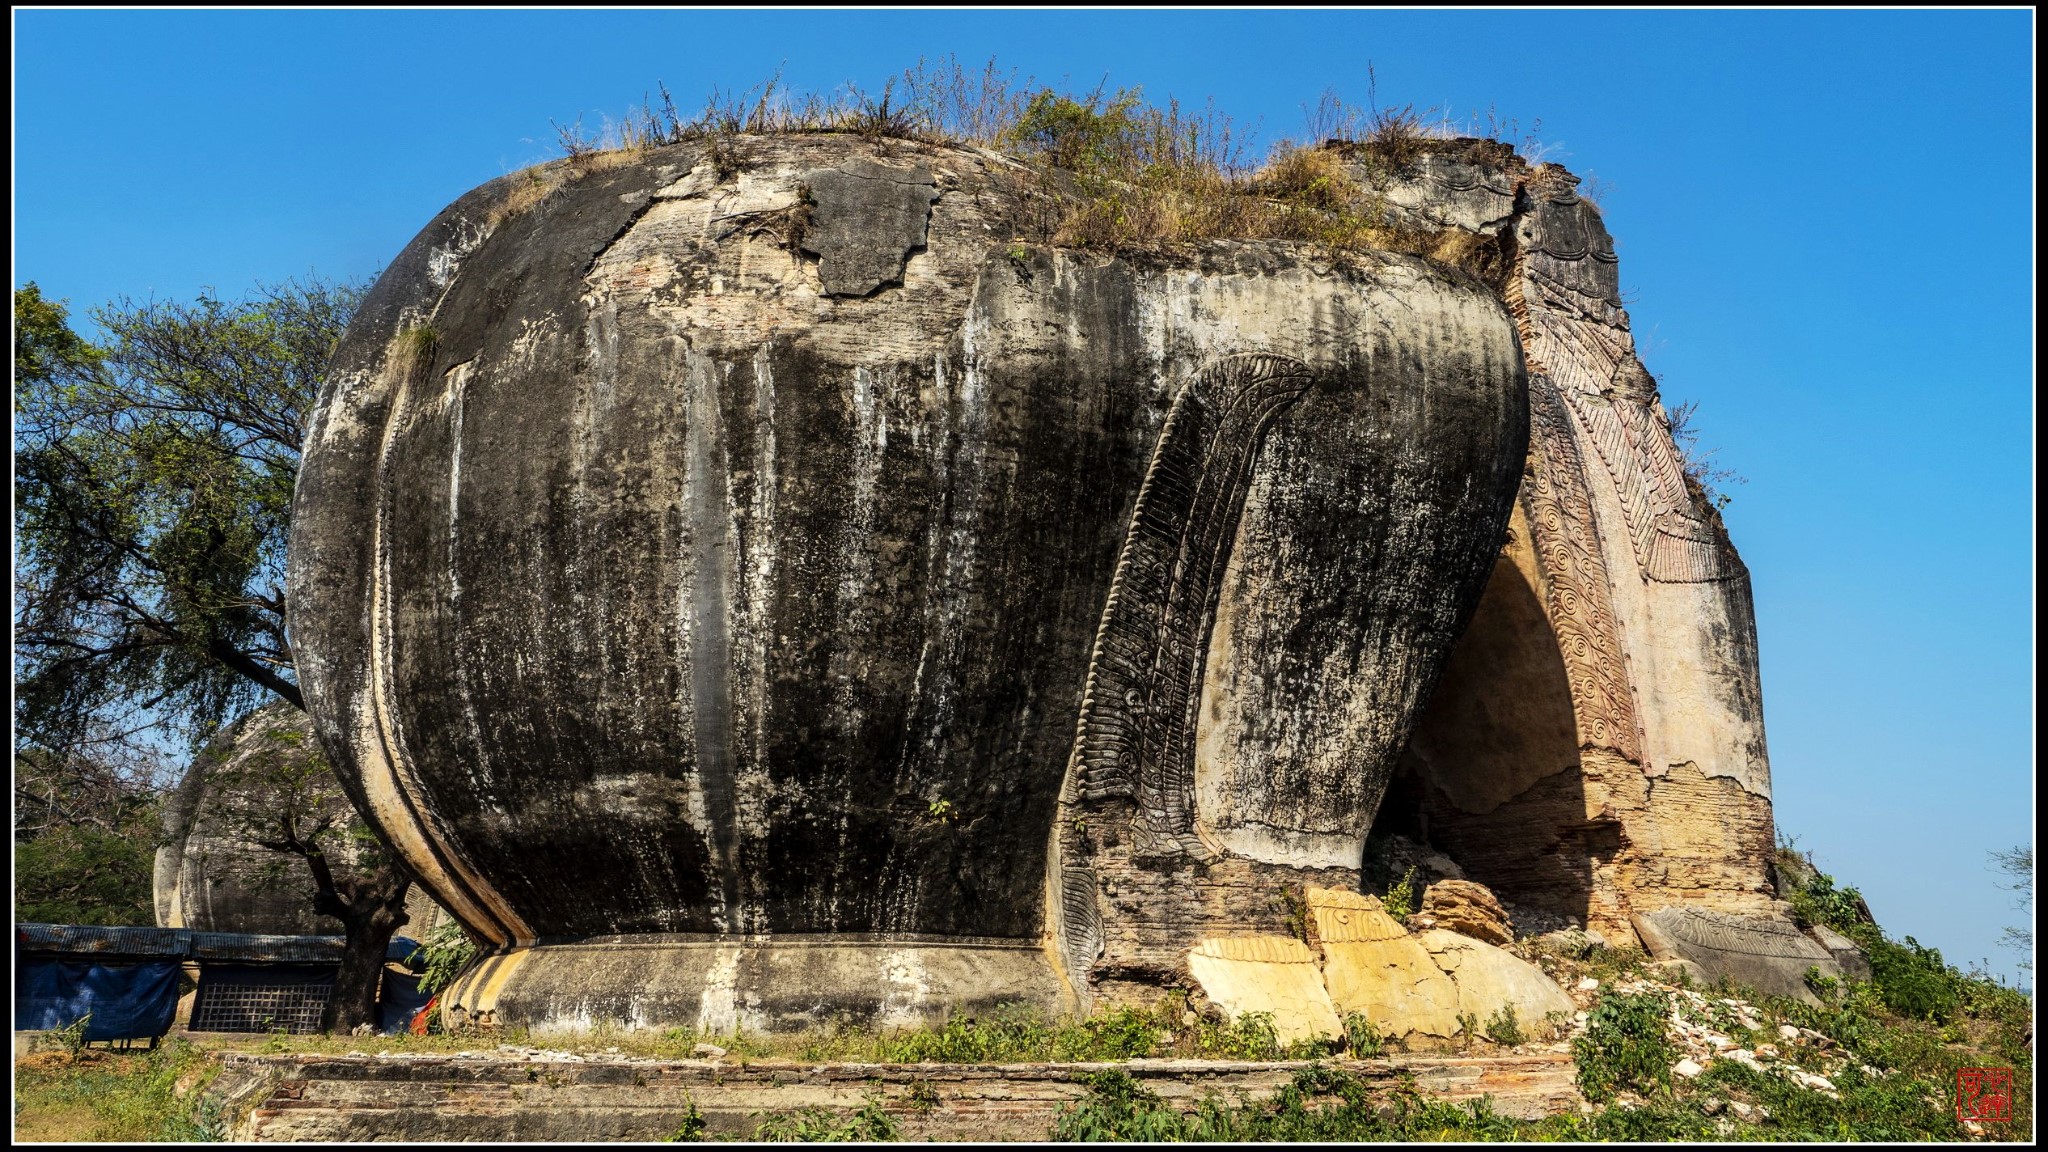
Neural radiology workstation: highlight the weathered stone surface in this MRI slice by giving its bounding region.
[1633,906,1839,1004]
[288,133,1528,1027]
[154,704,361,936]
[1308,888,1463,1041]
[1304,887,1405,947]
[155,703,455,940]
[1808,923,1872,982]
[1185,936,1342,1045]
[1305,887,1567,1044]
[798,158,940,297]
[1321,936,1466,1043]
[1363,140,1780,946]
[1416,930,1575,1034]
[210,1050,1583,1141]
[1422,879,1514,946]
[441,936,1065,1035]
[286,130,1796,1030]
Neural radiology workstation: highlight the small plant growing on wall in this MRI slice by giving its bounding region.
[1381,867,1419,924]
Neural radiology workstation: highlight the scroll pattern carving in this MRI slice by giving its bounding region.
[1517,371,1646,763]
[1518,269,1728,585]
[1052,353,1313,980]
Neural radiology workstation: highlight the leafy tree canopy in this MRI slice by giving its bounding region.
[13,278,364,758]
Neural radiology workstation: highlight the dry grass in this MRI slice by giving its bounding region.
[489,57,1552,260]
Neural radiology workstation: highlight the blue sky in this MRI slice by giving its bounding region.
[14,9,2034,981]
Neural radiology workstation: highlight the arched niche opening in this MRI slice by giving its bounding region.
[1371,502,1619,926]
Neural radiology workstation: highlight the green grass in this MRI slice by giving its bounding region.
[1572,989,1676,1103]
[12,1038,224,1142]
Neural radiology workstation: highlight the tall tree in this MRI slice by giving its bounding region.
[14,278,416,1031]
[1990,845,2033,979]
[13,280,360,744]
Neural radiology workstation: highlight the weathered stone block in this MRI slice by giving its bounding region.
[1633,907,1840,1004]
[1185,936,1342,1045]
[1421,879,1515,946]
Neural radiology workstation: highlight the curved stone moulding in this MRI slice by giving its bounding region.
[1050,353,1315,989]
[442,935,1069,1035]
[1517,373,1646,763]
[1063,353,1316,854]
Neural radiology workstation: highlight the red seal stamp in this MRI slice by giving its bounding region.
[1956,1066,2012,1123]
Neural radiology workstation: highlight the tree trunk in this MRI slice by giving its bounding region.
[316,863,413,1033]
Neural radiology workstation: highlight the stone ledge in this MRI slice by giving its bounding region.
[216,1050,1582,1141]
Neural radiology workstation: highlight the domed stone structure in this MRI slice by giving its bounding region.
[289,132,1816,1030]
[155,702,453,939]
[155,704,364,935]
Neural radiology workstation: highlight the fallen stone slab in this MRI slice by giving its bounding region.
[1185,935,1343,1045]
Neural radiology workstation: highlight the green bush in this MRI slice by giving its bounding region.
[1342,1012,1385,1058]
[1051,1069,1196,1141]
[1381,866,1419,924]
[1572,990,1675,1102]
[1863,936,1960,1022]
[754,1092,898,1142]
[13,823,156,926]
[410,919,480,996]
[1483,1005,1525,1047]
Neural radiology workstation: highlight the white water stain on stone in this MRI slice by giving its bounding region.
[876,949,933,1031]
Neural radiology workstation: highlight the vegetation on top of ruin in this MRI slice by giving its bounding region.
[500,56,1548,261]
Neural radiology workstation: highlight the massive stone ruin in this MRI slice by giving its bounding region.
[154,701,452,940]
[287,132,1835,1034]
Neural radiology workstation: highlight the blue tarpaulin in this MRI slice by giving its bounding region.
[377,969,432,1034]
[16,958,180,1040]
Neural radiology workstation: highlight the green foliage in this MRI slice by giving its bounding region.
[1050,1069,1193,1142]
[410,919,480,997]
[1785,864,1872,938]
[1381,866,1419,924]
[1053,1064,1560,1142]
[57,1013,93,1056]
[796,1001,1164,1064]
[1702,1057,1964,1141]
[12,1036,224,1142]
[14,277,364,759]
[1483,1004,1524,1047]
[783,997,1315,1065]
[1572,990,1675,1102]
[1201,1010,1282,1061]
[1455,1011,1480,1049]
[1862,935,1961,1022]
[754,1092,898,1141]
[1006,87,1150,174]
[1342,1012,1385,1058]
[663,1098,708,1141]
[1779,850,1973,1023]
[13,819,157,925]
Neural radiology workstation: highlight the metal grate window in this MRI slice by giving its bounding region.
[189,964,334,1033]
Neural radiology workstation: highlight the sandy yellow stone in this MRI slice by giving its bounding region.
[1186,935,1342,1045]
[1417,929,1575,1032]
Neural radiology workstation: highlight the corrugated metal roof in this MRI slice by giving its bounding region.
[15,924,192,957]
[189,931,346,963]
[19,924,429,967]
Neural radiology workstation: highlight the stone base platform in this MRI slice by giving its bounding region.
[209,1051,1584,1141]
[442,935,1072,1034]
